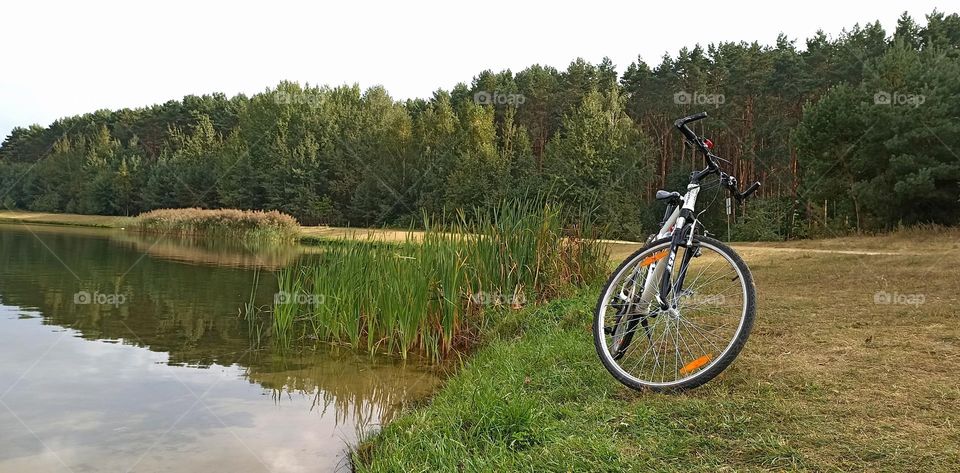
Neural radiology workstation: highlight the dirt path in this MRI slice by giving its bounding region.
[732,245,916,256]
[606,241,920,261]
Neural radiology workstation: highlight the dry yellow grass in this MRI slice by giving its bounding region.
[676,232,960,470]
[602,230,960,469]
[300,225,419,242]
[0,210,134,228]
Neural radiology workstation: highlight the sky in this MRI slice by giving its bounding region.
[0,0,951,140]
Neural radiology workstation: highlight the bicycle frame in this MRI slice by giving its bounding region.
[634,182,701,308]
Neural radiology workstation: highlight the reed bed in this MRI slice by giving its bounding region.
[132,208,300,244]
[272,200,608,360]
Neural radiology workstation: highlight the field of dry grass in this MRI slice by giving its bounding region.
[717,228,960,469]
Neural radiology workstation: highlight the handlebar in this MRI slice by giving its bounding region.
[674,111,762,202]
[674,111,708,128]
[722,174,762,203]
[674,112,710,154]
[740,181,761,200]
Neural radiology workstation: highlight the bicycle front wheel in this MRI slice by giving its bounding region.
[593,235,756,392]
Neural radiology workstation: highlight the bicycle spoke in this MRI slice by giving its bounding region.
[677,317,726,352]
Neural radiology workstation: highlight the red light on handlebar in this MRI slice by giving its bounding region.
[704,138,714,150]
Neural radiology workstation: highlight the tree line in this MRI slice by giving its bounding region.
[1,10,958,240]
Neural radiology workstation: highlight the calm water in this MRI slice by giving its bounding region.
[0,224,438,473]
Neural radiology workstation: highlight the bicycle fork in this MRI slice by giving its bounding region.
[656,221,698,310]
[612,217,698,358]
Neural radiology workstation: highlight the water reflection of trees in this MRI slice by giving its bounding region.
[110,232,303,269]
[0,224,439,428]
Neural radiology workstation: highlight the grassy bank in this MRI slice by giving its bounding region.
[0,210,534,247]
[0,210,134,228]
[271,201,608,359]
[132,208,300,244]
[355,230,960,471]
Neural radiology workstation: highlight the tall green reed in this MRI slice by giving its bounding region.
[271,199,607,360]
[242,267,267,348]
[273,265,304,348]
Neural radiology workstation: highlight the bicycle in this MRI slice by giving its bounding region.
[594,112,761,392]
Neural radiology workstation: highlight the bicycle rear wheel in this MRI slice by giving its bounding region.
[593,235,755,392]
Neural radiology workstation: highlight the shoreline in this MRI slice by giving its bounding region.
[0,210,452,246]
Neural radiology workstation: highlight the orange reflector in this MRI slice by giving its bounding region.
[680,354,713,375]
[640,250,668,267]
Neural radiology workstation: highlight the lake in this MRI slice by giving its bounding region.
[0,224,439,472]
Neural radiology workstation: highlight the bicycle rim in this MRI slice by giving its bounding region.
[597,239,749,388]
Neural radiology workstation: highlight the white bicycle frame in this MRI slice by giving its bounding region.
[622,182,702,306]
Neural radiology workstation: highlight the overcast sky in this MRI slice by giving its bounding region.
[0,0,951,140]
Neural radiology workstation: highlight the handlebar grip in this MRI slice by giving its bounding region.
[740,181,761,200]
[674,111,708,128]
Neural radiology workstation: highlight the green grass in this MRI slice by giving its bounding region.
[272,200,608,360]
[132,208,300,244]
[350,290,815,471]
